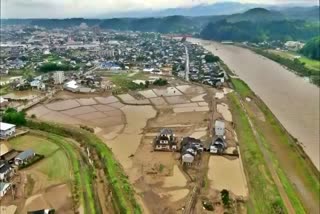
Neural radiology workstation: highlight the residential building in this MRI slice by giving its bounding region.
[0,161,12,181]
[153,128,177,151]
[180,137,204,165]
[210,136,227,154]
[53,71,65,85]
[0,182,11,198]
[0,122,16,139]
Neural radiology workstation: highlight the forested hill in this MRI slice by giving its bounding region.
[300,37,320,60]
[200,8,320,42]
[200,20,319,42]
[1,7,319,41]
[225,8,285,23]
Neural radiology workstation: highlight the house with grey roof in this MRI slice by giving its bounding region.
[0,182,11,198]
[0,161,12,181]
[14,149,35,166]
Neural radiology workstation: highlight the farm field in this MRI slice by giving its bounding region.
[27,77,249,213]
[5,134,74,213]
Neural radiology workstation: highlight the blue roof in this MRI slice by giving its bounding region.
[16,149,35,160]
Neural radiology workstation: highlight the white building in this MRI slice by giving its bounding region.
[64,80,79,92]
[0,122,16,138]
[284,41,305,51]
[53,71,65,85]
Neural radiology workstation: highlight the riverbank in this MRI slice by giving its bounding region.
[229,78,319,213]
[247,47,320,86]
[188,38,320,170]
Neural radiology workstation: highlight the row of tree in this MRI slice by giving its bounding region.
[38,63,79,73]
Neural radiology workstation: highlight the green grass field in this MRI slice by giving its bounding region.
[111,72,148,93]
[36,150,71,182]
[10,135,71,183]
[299,57,320,71]
[269,50,320,71]
[10,135,59,156]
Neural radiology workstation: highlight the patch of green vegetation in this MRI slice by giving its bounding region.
[228,92,286,213]
[2,108,26,126]
[299,57,320,71]
[35,132,98,214]
[36,150,71,182]
[38,62,79,73]
[257,131,306,213]
[27,120,142,214]
[111,73,147,93]
[0,85,11,95]
[153,78,168,86]
[10,135,59,156]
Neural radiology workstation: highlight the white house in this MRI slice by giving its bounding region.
[0,122,16,138]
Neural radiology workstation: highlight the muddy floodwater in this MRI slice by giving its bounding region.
[189,38,320,169]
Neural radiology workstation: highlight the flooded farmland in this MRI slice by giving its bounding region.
[189,38,320,170]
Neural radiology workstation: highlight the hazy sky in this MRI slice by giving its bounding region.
[1,0,318,18]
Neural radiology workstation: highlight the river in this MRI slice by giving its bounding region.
[188,38,320,170]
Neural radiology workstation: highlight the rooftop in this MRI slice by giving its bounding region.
[0,122,15,131]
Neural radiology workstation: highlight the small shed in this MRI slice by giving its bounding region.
[214,120,225,136]
[15,149,35,165]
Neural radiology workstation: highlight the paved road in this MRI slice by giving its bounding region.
[185,46,190,81]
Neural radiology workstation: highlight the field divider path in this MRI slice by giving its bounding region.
[235,93,295,214]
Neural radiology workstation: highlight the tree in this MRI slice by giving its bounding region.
[221,189,230,207]
[2,108,26,126]
[153,78,168,86]
[205,54,220,63]
[300,36,320,60]
[145,80,150,88]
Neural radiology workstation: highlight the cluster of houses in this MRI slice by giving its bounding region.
[153,121,228,165]
[0,122,36,199]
